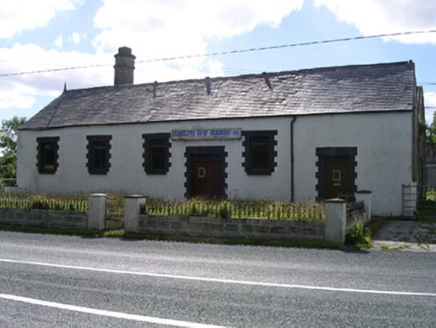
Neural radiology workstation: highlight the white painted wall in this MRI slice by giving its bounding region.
[292,112,413,216]
[17,118,292,201]
[17,111,414,216]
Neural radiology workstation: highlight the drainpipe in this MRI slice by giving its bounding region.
[290,116,297,202]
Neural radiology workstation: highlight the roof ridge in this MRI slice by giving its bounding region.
[61,60,415,94]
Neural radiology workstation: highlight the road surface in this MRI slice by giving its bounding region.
[0,231,435,327]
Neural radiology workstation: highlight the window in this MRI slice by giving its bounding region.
[86,135,112,174]
[142,133,171,174]
[36,137,59,174]
[242,130,277,175]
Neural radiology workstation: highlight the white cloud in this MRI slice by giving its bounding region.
[1,1,303,114]
[315,0,436,44]
[94,0,302,42]
[72,32,81,44]
[0,43,113,110]
[0,0,83,39]
[0,90,35,110]
[54,35,63,47]
[92,0,304,83]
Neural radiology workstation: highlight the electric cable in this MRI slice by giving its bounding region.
[1,29,436,78]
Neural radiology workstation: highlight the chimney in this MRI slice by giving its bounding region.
[114,47,136,86]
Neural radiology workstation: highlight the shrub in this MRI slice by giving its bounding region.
[346,222,371,247]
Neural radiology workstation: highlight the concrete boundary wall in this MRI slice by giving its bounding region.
[0,192,371,245]
[137,215,325,241]
[0,208,88,230]
[0,194,108,231]
[324,191,372,244]
[126,193,372,245]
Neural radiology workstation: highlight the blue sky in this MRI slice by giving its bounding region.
[1,0,436,124]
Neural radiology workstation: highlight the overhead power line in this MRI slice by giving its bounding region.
[137,29,436,63]
[1,29,436,78]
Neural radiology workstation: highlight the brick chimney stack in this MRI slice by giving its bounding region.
[114,47,135,86]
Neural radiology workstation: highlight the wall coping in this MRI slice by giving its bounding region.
[124,194,146,199]
[325,198,347,203]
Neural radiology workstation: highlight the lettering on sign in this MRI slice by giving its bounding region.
[171,128,242,141]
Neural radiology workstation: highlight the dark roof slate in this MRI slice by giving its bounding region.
[21,61,417,130]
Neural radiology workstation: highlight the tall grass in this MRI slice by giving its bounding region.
[0,193,88,212]
[142,198,325,221]
[0,193,325,221]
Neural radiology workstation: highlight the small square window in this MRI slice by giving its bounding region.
[242,131,277,175]
[36,137,60,174]
[143,133,171,174]
[87,136,112,174]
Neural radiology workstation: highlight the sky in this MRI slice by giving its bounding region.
[1,0,436,125]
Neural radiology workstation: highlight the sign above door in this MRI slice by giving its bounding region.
[171,128,241,141]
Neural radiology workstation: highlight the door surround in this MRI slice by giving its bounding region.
[184,146,228,198]
[316,147,357,201]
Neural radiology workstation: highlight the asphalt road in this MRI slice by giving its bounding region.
[0,231,435,327]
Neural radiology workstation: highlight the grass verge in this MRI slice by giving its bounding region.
[0,225,341,249]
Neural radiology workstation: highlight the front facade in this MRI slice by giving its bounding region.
[17,48,426,216]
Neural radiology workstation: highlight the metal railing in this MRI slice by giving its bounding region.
[0,195,88,212]
[107,196,124,221]
[143,199,325,221]
[403,184,436,219]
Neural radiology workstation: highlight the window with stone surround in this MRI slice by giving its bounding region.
[36,137,60,174]
[86,135,112,175]
[142,133,171,174]
[242,130,277,175]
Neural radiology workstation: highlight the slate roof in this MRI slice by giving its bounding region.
[21,61,417,130]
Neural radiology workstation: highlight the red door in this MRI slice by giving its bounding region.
[325,157,349,200]
[192,162,221,197]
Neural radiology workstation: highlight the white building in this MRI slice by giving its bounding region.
[17,47,426,216]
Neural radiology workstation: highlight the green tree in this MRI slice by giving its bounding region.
[0,116,27,186]
[428,122,436,145]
